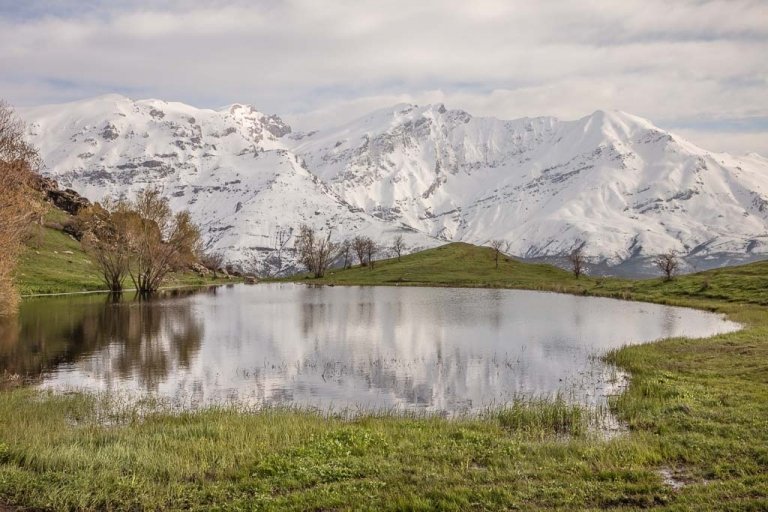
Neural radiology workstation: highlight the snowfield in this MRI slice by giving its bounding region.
[21,95,768,275]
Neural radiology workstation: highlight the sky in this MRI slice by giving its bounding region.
[1,0,767,154]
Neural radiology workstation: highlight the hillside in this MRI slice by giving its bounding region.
[288,242,768,306]
[15,208,102,295]
[14,207,229,296]
[20,96,768,276]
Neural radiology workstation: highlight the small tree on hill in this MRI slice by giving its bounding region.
[490,240,510,269]
[339,239,353,269]
[296,225,337,278]
[391,234,407,262]
[568,246,586,279]
[200,250,225,279]
[353,235,370,266]
[270,226,292,271]
[654,251,679,281]
[365,238,379,270]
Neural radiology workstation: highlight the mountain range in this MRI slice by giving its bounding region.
[20,95,768,275]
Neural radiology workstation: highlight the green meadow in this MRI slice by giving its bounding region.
[0,242,766,510]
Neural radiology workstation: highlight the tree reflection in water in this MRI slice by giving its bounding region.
[0,288,207,390]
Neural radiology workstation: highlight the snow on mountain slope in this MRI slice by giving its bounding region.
[21,95,439,274]
[20,95,768,274]
[289,104,768,266]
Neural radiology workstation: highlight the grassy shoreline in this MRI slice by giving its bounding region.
[1,243,767,510]
[19,280,235,298]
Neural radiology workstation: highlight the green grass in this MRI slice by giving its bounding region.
[0,391,678,511]
[14,211,233,296]
[290,242,578,290]
[0,242,767,510]
[285,241,768,307]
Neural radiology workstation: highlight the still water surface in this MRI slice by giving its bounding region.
[0,284,739,414]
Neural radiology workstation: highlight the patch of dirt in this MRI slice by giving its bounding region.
[659,466,707,490]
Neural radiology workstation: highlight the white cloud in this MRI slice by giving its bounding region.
[672,129,768,156]
[0,0,766,153]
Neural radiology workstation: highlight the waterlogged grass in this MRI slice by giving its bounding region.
[493,397,589,439]
[0,242,767,509]
[0,390,671,511]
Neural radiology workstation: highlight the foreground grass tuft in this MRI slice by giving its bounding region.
[493,397,588,438]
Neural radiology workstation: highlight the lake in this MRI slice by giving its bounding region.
[0,284,740,414]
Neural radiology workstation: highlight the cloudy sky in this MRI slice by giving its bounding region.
[1,0,766,154]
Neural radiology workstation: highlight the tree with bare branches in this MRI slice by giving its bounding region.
[568,246,587,279]
[490,240,510,269]
[338,239,353,269]
[295,225,337,278]
[270,226,293,271]
[365,238,379,270]
[126,187,201,294]
[76,200,133,292]
[352,235,369,266]
[0,101,43,314]
[391,234,407,262]
[654,251,679,281]
[200,251,225,279]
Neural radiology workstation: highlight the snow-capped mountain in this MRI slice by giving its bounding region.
[21,95,768,275]
[290,104,768,269]
[21,95,438,274]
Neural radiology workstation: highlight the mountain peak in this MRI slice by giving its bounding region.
[583,109,656,129]
[568,109,661,148]
[91,93,132,103]
[221,103,262,115]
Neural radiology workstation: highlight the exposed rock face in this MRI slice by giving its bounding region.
[190,263,211,277]
[48,188,91,215]
[33,176,91,215]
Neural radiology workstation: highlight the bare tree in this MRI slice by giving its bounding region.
[270,226,293,271]
[76,200,133,292]
[568,246,587,279]
[490,240,510,269]
[352,235,369,266]
[295,225,337,278]
[365,238,379,270]
[0,101,43,314]
[200,250,225,279]
[127,187,201,294]
[338,239,353,269]
[391,234,407,262]
[654,251,679,281]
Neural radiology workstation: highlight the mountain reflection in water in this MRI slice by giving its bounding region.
[0,284,739,414]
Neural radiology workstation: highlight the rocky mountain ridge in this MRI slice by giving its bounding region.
[20,95,768,275]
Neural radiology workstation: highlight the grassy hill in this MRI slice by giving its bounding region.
[288,241,768,307]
